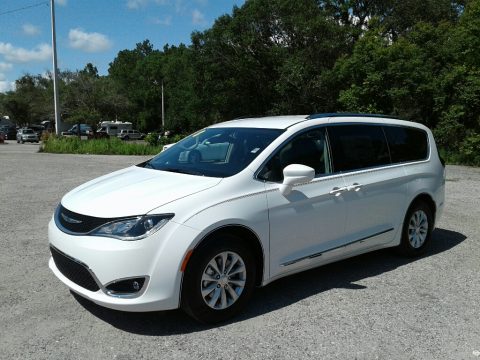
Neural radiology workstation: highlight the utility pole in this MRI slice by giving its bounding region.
[161,80,165,131]
[50,0,61,135]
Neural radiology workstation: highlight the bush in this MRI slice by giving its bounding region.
[144,132,160,146]
[459,133,480,166]
[144,132,186,147]
[433,105,466,150]
[40,136,164,155]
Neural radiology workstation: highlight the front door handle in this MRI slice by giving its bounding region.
[329,186,348,196]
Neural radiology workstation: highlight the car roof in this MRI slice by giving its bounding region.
[210,115,308,129]
[209,113,424,130]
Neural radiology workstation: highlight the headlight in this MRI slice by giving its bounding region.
[90,214,174,241]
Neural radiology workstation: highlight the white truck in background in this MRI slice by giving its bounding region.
[98,121,132,136]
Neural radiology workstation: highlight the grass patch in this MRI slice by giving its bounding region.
[40,136,164,155]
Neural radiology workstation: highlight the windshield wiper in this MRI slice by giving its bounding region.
[161,167,204,176]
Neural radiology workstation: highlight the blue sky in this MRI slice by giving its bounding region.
[0,0,245,92]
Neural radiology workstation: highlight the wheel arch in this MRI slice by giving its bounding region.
[408,193,436,224]
[184,224,265,287]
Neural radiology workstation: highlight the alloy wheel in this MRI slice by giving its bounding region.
[200,251,247,310]
[408,210,429,248]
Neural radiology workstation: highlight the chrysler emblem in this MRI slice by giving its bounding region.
[61,213,82,224]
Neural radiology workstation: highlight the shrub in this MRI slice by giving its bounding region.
[41,136,164,155]
[144,132,160,146]
[459,133,480,166]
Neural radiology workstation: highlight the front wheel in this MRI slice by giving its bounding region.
[181,234,256,323]
[397,201,433,257]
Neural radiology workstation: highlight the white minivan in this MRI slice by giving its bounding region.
[48,114,445,323]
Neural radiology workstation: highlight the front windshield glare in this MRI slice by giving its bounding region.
[141,127,283,177]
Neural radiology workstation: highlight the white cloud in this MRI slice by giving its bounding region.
[0,79,15,93]
[192,9,207,25]
[126,0,148,9]
[0,62,13,72]
[194,0,208,6]
[152,15,172,26]
[0,42,51,63]
[68,28,112,53]
[22,23,41,36]
[127,0,169,9]
[56,0,67,6]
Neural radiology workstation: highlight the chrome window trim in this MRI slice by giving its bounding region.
[253,125,333,183]
[254,122,432,184]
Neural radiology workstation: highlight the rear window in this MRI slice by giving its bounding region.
[383,126,428,163]
[328,125,390,172]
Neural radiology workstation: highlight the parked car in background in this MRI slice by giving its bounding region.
[29,124,45,138]
[88,131,110,140]
[118,129,145,140]
[17,128,39,143]
[0,125,17,140]
[62,124,92,136]
[49,113,445,323]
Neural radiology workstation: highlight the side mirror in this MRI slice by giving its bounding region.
[279,164,315,196]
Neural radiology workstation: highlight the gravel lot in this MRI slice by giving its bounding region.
[1,141,479,360]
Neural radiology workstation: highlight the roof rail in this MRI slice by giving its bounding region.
[306,113,402,120]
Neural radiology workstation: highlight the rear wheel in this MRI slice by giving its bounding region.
[181,234,256,323]
[397,201,433,256]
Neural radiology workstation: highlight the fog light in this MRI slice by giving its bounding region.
[105,277,147,297]
[132,281,140,291]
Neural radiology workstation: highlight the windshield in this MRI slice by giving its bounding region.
[24,129,34,134]
[140,127,283,177]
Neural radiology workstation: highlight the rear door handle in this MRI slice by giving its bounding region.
[347,183,362,192]
[329,186,348,196]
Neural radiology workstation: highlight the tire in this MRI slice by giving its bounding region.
[124,135,129,141]
[21,140,24,144]
[397,201,433,257]
[181,233,256,324]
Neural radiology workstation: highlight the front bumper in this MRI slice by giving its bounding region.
[48,217,200,312]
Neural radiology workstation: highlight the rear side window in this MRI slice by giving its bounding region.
[328,125,390,172]
[383,126,428,163]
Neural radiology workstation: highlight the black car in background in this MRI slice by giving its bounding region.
[29,124,45,138]
[0,126,17,140]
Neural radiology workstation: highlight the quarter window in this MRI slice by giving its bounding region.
[328,125,390,172]
[258,128,331,182]
[383,126,428,163]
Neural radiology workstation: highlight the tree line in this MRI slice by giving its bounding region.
[1,0,479,163]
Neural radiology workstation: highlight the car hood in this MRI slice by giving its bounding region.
[61,166,222,218]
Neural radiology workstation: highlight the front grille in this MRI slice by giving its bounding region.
[50,246,100,291]
[56,205,114,234]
